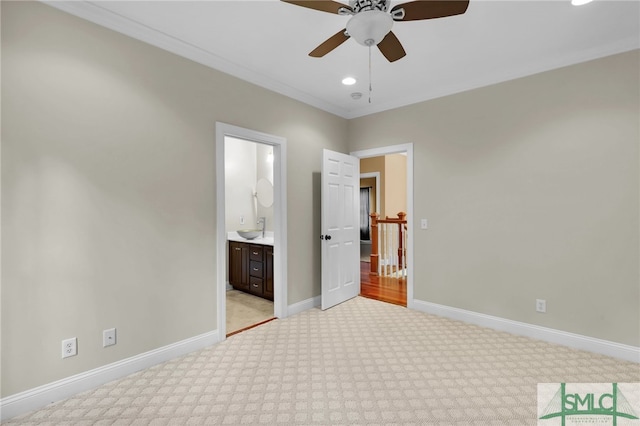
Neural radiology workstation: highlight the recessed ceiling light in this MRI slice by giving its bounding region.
[571,0,593,5]
[342,77,357,86]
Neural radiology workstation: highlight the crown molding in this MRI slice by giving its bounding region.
[42,2,639,120]
[42,1,351,118]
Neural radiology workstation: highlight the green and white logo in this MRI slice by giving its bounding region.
[538,383,640,425]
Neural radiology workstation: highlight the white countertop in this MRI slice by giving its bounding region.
[227,231,274,246]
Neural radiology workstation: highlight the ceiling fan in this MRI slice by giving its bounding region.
[282,0,470,62]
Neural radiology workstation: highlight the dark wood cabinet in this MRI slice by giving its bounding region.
[248,244,264,296]
[228,241,248,291]
[229,241,273,301]
[265,246,274,299]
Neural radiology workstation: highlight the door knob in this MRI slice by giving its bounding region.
[320,235,332,240]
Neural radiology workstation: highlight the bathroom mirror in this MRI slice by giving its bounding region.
[256,178,274,207]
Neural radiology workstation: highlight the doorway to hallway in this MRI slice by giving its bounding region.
[351,144,414,308]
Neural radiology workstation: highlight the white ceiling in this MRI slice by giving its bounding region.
[46,0,639,119]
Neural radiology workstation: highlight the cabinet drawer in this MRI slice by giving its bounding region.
[249,260,263,277]
[249,276,263,294]
[249,246,263,261]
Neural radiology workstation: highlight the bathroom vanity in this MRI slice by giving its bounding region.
[228,236,273,301]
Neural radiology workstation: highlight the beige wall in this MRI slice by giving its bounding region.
[348,50,640,347]
[360,155,407,219]
[2,0,638,403]
[1,1,347,396]
[384,154,407,218]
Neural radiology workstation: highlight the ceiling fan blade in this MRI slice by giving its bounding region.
[281,0,352,15]
[391,0,469,21]
[377,31,406,62]
[309,29,350,57]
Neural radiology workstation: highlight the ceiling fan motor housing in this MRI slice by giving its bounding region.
[349,0,389,13]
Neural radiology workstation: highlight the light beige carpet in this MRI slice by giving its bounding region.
[226,290,274,335]
[7,297,639,425]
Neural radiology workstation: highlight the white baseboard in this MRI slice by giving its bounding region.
[412,299,639,363]
[1,296,323,422]
[0,330,221,422]
[6,299,635,422]
[287,295,321,316]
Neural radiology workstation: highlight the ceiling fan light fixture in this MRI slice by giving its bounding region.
[346,10,393,46]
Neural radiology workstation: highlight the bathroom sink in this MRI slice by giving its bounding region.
[237,229,261,240]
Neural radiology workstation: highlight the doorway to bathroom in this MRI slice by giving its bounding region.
[225,137,275,335]
[215,123,288,339]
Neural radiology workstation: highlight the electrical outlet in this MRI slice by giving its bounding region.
[240,215,245,225]
[62,337,77,358]
[536,299,547,313]
[103,328,117,347]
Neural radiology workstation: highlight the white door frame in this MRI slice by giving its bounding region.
[215,123,288,339]
[351,143,414,308]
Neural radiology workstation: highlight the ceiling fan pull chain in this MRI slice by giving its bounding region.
[368,44,372,103]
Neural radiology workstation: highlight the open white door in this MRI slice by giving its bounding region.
[321,149,360,310]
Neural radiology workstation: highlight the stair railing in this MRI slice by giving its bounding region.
[369,212,407,277]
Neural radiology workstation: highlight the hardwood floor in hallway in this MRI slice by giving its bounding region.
[359,262,407,307]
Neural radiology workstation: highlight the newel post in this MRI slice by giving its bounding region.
[397,212,406,270]
[369,212,379,276]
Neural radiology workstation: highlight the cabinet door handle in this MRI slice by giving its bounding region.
[252,283,258,288]
[253,268,259,271]
[252,251,259,255]
[235,247,241,251]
